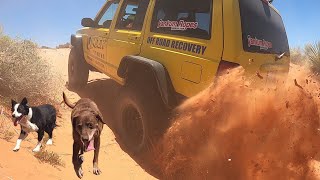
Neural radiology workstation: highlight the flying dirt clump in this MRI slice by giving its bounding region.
[157,65,320,179]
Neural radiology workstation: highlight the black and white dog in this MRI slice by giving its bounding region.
[11,98,56,152]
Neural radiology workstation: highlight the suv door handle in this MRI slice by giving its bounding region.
[128,35,140,41]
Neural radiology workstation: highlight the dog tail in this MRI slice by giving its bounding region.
[63,92,76,109]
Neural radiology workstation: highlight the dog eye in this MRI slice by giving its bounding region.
[86,123,94,129]
[77,124,82,129]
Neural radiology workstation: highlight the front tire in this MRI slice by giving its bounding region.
[68,47,89,89]
[117,84,166,154]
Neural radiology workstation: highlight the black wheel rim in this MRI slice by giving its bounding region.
[122,104,144,147]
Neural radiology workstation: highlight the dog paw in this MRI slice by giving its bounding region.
[75,167,83,179]
[78,155,84,164]
[32,147,41,152]
[13,148,20,152]
[46,139,53,145]
[93,167,102,175]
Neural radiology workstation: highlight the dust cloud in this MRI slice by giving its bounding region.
[157,64,320,179]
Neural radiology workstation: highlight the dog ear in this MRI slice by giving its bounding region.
[21,97,28,105]
[96,114,103,122]
[72,117,77,128]
[94,111,103,123]
[91,109,103,123]
[11,99,17,107]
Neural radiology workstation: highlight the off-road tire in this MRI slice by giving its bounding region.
[116,84,166,154]
[68,47,89,89]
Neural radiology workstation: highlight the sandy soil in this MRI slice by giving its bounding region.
[0,49,157,180]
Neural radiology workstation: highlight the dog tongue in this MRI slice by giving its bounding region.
[14,120,19,126]
[85,139,95,152]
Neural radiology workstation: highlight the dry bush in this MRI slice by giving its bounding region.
[290,47,306,65]
[34,149,65,168]
[56,42,71,49]
[0,108,16,141]
[305,41,320,72]
[0,31,62,105]
[0,118,15,141]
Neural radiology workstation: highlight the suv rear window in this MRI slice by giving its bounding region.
[151,0,212,40]
[239,0,290,54]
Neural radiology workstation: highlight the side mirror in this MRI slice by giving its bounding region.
[81,18,96,27]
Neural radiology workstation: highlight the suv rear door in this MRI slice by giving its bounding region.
[239,0,290,78]
[223,0,290,81]
[106,0,151,83]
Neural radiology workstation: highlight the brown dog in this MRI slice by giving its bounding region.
[63,92,104,179]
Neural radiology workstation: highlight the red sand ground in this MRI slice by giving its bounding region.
[158,65,320,179]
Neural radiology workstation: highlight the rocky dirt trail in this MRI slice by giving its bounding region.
[0,49,156,180]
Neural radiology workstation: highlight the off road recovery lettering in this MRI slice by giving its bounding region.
[147,37,207,55]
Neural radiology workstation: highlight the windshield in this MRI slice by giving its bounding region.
[239,0,290,55]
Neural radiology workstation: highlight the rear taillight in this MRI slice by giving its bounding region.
[216,60,240,76]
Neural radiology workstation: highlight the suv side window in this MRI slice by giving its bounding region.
[151,0,212,40]
[97,1,120,28]
[116,0,150,31]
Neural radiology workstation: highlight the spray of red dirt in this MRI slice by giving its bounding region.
[156,64,320,179]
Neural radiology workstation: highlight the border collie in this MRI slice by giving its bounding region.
[11,98,56,152]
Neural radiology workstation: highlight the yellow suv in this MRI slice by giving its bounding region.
[68,0,290,153]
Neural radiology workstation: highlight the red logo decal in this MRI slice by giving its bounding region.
[247,35,273,50]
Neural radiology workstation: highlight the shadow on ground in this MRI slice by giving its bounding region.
[68,77,162,179]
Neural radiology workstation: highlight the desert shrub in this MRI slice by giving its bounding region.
[0,31,61,105]
[290,47,306,65]
[34,150,65,168]
[305,41,320,72]
[56,42,71,49]
[0,112,15,141]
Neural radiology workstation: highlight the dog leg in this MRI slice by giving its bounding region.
[46,139,53,145]
[93,136,102,175]
[13,130,28,152]
[73,142,84,179]
[46,130,53,145]
[33,142,42,152]
[33,130,44,152]
[27,121,39,132]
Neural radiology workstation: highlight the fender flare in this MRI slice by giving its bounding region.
[70,34,83,53]
[70,34,99,71]
[118,55,176,109]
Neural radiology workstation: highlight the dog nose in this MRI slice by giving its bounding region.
[12,114,15,118]
[82,138,89,142]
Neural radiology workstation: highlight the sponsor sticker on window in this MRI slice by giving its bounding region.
[247,35,273,50]
[157,19,199,31]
